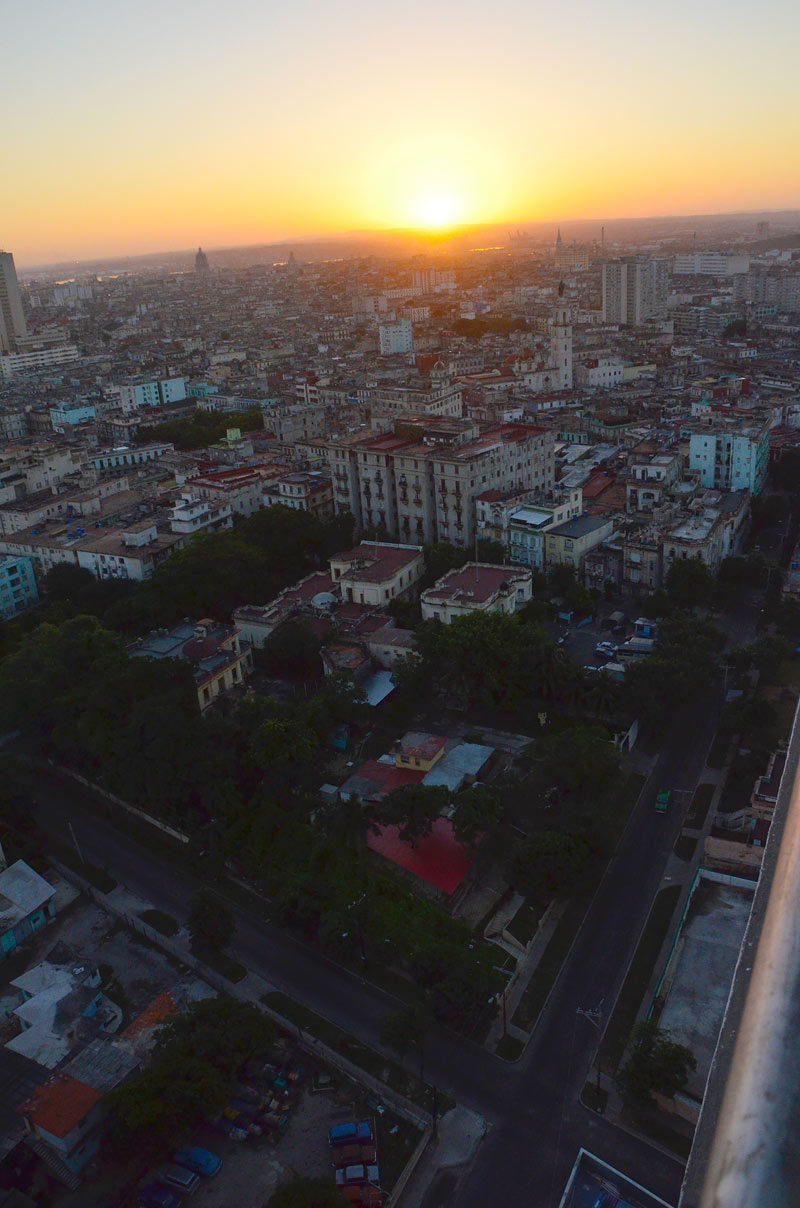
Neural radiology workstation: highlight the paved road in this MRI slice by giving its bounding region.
[28,689,720,1208]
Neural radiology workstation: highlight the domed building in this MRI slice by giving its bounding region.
[195,246,209,272]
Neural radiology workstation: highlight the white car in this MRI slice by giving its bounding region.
[595,641,618,658]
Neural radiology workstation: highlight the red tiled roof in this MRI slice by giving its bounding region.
[367,817,474,895]
[19,1073,102,1139]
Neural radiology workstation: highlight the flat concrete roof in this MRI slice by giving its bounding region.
[658,876,754,1099]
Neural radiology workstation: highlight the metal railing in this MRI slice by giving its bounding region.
[693,694,800,1207]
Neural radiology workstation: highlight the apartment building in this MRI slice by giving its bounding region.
[545,514,616,570]
[115,377,186,411]
[674,252,750,277]
[0,519,183,581]
[626,452,683,514]
[370,380,463,419]
[602,256,669,325]
[168,491,234,535]
[267,402,329,443]
[263,470,334,519]
[0,553,38,618]
[689,419,770,494]
[508,488,584,568]
[328,422,555,547]
[379,319,413,355]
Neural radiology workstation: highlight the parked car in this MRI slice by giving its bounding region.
[656,788,671,814]
[138,1186,182,1208]
[329,1121,374,1148]
[156,1165,200,1196]
[595,641,617,658]
[336,1163,381,1187]
[331,1141,378,1168]
[173,1146,222,1177]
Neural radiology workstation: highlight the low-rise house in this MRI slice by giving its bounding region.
[0,861,57,959]
[420,563,532,623]
[129,619,251,711]
[329,541,424,606]
[394,731,447,772]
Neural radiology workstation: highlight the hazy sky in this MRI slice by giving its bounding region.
[4,0,799,264]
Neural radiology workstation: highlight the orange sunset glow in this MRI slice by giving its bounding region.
[4,0,800,264]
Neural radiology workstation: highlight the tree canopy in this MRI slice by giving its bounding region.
[108,999,274,1153]
[615,1021,696,1114]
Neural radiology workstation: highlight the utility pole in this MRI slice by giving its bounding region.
[68,821,84,866]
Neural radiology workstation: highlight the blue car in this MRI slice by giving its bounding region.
[173,1145,222,1177]
[138,1185,182,1208]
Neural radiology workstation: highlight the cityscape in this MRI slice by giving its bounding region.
[2,4,800,1208]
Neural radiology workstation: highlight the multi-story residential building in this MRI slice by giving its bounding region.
[267,402,329,443]
[50,401,96,432]
[379,319,413,355]
[168,491,234,535]
[266,470,334,519]
[328,422,555,547]
[0,343,80,378]
[0,406,29,441]
[421,563,533,624]
[544,514,616,570]
[329,541,424,606]
[371,379,463,419]
[89,443,174,473]
[626,452,683,514]
[0,519,183,581]
[184,466,266,518]
[507,487,584,568]
[430,424,555,548]
[689,419,770,494]
[115,377,186,411]
[674,252,750,277]
[0,553,38,618]
[662,506,727,575]
[0,251,28,354]
[574,357,625,389]
[602,256,669,325]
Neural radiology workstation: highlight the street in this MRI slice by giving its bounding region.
[26,687,721,1208]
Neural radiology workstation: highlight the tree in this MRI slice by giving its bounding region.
[751,633,792,680]
[615,1021,696,1114]
[722,316,747,339]
[265,1178,349,1208]
[541,725,621,798]
[370,783,450,846]
[452,785,503,848]
[507,831,591,899]
[188,888,234,957]
[666,557,714,609]
[108,999,273,1153]
[264,618,321,679]
[548,564,591,612]
[380,1001,432,1059]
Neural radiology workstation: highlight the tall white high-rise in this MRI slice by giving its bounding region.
[0,252,28,354]
[602,256,668,325]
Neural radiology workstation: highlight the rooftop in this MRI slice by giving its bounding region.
[367,817,474,896]
[18,1072,102,1139]
[330,541,423,583]
[422,563,530,606]
[0,861,56,932]
[548,514,612,539]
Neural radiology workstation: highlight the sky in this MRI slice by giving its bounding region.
[4,0,800,265]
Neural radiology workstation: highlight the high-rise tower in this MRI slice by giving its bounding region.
[0,252,28,354]
[550,298,573,390]
[195,246,209,272]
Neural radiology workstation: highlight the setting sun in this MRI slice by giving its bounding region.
[413,193,461,229]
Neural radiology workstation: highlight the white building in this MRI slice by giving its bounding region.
[169,491,233,535]
[0,344,79,378]
[379,319,414,355]
[508,488,584,568]
[329,541,424,607]
[602,257,669,325]
[689,421,771,494]
[674,252,750,277]
[421,563,533,623]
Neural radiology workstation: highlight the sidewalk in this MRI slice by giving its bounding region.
[399,1105,487,1208]
[485,899,568,1052]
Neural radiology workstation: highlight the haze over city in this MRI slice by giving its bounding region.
[2,4,800,1208]
[5,0,800,265]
